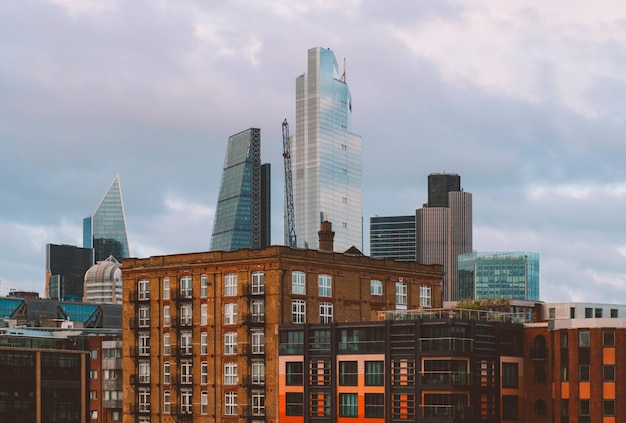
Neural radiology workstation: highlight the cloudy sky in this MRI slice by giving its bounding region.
[1,0,626,303]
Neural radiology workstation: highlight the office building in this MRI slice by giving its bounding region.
[83,255,123,304]
[83,175,130,263]
[88,335,123,423]
[122,224,443,422]
[458,252,540,301]
[278,308,525,422]
[211,128,271,251]
[369,215,416,261]
[292,47,363,251]
[46,243,94,301]
[417,173,472,302]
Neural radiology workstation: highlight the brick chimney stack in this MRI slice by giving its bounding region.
[318,220,335,252]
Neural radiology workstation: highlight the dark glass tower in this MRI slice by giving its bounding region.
[210,128,271,251]
[427,173,461,207]
[83,175,130,263]
[369,215,416,261]
[46,243,94,300]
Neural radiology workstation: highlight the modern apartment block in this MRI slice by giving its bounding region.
[83,175,130,263]
[293,47,363,252]
[278,308,525,422]
[46,243,94,300]
[83,255,123,304]
[87,335,124,422]
[211,128,271,252]
[369,215,416,261]
[458,252,540,301]
[417,173,472,302]
[122,228,443,422]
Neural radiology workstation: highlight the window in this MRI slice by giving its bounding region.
[570,307,576,318]
[580,399,590,416]
[90,369,98,379]
[252,391,265,416]
[585,307,593,318]
[595,308,603,318]
[339,393,358,417]
[180,303,192,326]
[224,273,237,296]
[201,362,208,385]
[611,308,618,318]
[89,390,97,400]
[163,362,170,385]
[561,399,569,416]
[139,361,150,383]
[200,304,208,325]
[603,329,615,347]
[201,391,208,415]
[104,369,119,380]
[395,282,407,308]
[200,274,208,299]
[286,362,304,385]
[138,305,149,327]
[252,271,264,294]
[224,362,238,385]
[579,330,590,347]
[318,274,332,297]
[339,361,358,386]
[180,390,192,414]
[252,360,265,384]
[289,299,306,325]
[251,299,265,322]
[365,393,384,418]
[502,395,519,420]
[163,277,170,300]
[549,307,556,318]
[310,392,331,417]
[180,361,192,384]
[561,365,568,381]
[365,361,384,386]
[310,360,331,385]
[224,332,237,355]
[534,400,546,415]
[90,349,98,360]
[292,271,306,294]
[370,280,382,296]
[561,331,568,347]
[224,392,237,416]
[392,393,415,419]
[579,365,590,381]
[90,410,98,420]
[180,275,192,299]
[138,334,150,355]
[603,364,615,381]
[180,332,192,355]
[420,285,431,307]
[320,302,333,323]
[138,279,149,300]
[604,400,615,416]
[200,332,208,355]
[163,333,170,355]
[502,362,519,388]
[252,331,265,354]
[392,359,416,386]
[139,389,150,412]
[163,391,171,414]
[286,392,303,416]
[224,303,237,324]
[163,305,170,326]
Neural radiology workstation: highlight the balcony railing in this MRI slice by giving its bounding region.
[420,405,473,421]
[419,337,473,353]
[420,371,471,386]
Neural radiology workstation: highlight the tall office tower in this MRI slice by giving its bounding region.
[260,163,271,248]
[83,255,123,304]
[370,215,416,261]
[211,128,271,251]
[292,47,363,251]
[417,173,472,302]
[46,243,94,300]
[458,252,540,300]
[83,175,130,263]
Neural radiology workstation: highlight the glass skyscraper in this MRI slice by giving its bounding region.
[370,215,416,261]
[83,175,130,263]
[292,47,362,251]
[46,243,94,301]
[458,252,540,301]
[210,128,271,251]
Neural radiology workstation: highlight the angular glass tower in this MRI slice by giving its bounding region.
[211,128,271,251]
[458,252,540,300]
[292,47,363,251]
[83,175,130,263]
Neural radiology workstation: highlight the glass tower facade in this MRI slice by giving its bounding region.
[83,175,130,263]
[46,243,94,301]
[458,252,540,300]
[293,47,362,251]
[211,128,271,251]
[369,215,416,261]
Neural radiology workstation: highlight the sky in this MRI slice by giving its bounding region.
[1,0,626,303]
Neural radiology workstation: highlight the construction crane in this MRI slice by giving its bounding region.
[282,119,297,247]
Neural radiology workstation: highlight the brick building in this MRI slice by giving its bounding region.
[122,241,443,422]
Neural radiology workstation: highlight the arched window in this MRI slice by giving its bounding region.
[533,335,547,359]
[534,367,546,384]
[534,399,546,415]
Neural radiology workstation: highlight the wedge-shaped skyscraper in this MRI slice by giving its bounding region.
[211,128,271,251]
[292,47,363,251]
[83,175,130,263]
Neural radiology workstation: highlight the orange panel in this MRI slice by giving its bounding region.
[603,348,615,364]
[561,382,569,399]
[603,382,616,399]
[603,418,615,423]
[579,382,590,399]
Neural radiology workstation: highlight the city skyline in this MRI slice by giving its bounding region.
[1,1,626,304]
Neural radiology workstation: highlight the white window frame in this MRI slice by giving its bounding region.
[163,277,170,300]
[201,391,208,415]
[251,299,265,323]
[180,276,193,299]
[138,279,150,300]
[201,362,208,385]
[396,282,407,308]
[320,302,333,323]
[138,305,150,327]
[225,332,237,355]
[180,390,192,414]
[224,303,237,325]
[252,391,265,416]
[138,360,150,383]
[251,271,265,295]
[252,360,265,385]
[180,303,192,326]
[200,332,208,355]
[370,280,383,296]
[138,334,150,356]
[180,332,192,355]
[318,274,332,297]
[139,389,150,413]
[163,361,170,385]
[200,274,208,299]
[224,273,237,296]
[163,305,170,326]
[201,304,208,325]
[225,392,237,416]
[420,285,431,307]
[180,360,192,384]
[163,390,171,414]
[292,299,306,324]
[292,271,306,295]
[252,331,265,354]
[224,362,238,385]
[163,333,170,356]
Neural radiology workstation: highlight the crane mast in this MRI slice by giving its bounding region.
[282,119,297,247]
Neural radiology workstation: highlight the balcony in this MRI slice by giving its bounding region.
[175,346,193,357]
[247,375,266,387]
[129,292,150,303]
[244,313,265,324]
[129,374,150,385]
[420,371,471,387]
[130,404,150,415]
[420,405,473,422]
[419,337,473,354]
